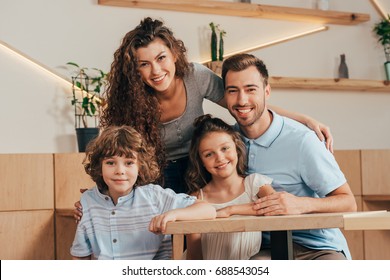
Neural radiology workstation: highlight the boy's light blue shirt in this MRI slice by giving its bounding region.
[70,184,196,260]
[235,110,351,259]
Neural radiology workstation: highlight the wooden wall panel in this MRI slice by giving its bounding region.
[361,150,390,195]
[334,150,361,196]
[342,196,364,260]
[0,154,54,211]
[0,210,54,259]
[362,200,390,260]
[55,210,77,260]
[54,153,95,209]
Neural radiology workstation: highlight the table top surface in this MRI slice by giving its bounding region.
[165,210,390,234]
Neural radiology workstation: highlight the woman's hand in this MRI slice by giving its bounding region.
[73,188,87,223]
[268,105,334,153]
[304,116,333,153]
[73,200,83,223]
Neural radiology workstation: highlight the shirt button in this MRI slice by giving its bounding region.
[105,197,109,201]
[250,154,254,158]
[113,239,117,243]
[111,211,115,215]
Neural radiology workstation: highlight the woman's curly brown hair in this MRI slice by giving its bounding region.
[100,17,190,184]
[83,125,161,194]
[185,114,247,195]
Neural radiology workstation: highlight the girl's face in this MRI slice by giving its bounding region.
[102,155,139,199]
[198,132,239,180]
[136,38,177,94]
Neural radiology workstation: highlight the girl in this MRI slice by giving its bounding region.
[70,125,216,260]
[185,115,275,260]
[100,17,333,193]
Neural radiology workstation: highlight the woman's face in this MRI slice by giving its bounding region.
[136,38,177,94]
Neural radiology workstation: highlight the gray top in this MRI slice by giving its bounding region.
[162,63,224,160]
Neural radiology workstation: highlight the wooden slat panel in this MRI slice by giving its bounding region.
[342,196,364,260]
[98,0,370,25]
[334,150,362,196]
[0,154,54,211]
[0,210,54,259]
[55,211,77,260]
[54,153,95,209]
[363,201,390,260]
[361,150,390,195]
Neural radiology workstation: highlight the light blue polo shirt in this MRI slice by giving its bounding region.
[70,184,196,260]
[235,110,351,259]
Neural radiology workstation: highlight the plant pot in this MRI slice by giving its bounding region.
[76,128,99,152]
[385,61,390,81]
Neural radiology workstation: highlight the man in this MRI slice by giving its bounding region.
[221,53,357,260]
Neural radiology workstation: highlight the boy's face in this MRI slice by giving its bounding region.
[102,155,139,198]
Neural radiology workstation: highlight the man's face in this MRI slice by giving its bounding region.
[224,66,270,129]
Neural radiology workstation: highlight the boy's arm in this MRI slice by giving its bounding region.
[149,200,216,234]
[186,233,203,260]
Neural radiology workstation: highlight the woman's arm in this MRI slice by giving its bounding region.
[268,105,333,153]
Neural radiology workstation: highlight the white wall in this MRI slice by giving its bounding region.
[0,0,389,153]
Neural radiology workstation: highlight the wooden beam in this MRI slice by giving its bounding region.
[98,0,370,25]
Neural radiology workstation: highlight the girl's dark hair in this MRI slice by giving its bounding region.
[185,114,247,194]
[83,125,160,193]
[100,17,190,184]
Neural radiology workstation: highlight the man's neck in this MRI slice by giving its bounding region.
[240,109,273,140]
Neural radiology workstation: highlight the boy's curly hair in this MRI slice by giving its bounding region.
[83,125,160,193]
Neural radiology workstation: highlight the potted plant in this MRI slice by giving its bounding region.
[373,15,390,80]
[66,62,108,152]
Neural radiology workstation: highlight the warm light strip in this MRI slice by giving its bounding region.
[0,40,102,103]
[0,40,72,86]
[370,0,388,19]
[200,25,328,64]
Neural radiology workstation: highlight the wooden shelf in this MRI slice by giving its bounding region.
[269,77,390,92]
[98,0,370,25]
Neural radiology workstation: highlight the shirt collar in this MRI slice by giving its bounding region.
[237,110,284,148]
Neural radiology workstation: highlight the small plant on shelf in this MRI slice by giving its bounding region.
[373,15,390,80]
[66,62,108,151]
[66,62,107,128]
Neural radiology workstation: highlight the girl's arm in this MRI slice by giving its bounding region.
[149,200,216,234]
[217,203,257,218]
[217,184,276,218]
[186,233,203,260]
[268,105,333,152]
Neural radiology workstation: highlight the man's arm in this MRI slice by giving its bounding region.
[253,182,357,216]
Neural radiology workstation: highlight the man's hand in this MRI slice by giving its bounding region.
[253,191,305,216]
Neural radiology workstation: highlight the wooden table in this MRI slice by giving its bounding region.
[165,211,390,260]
